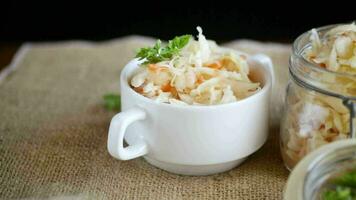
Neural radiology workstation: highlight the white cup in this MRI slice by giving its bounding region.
[108,54,274,175]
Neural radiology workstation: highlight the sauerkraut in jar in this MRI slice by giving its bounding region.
[281,23,356,170]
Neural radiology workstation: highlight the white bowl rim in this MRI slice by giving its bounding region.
[120,56,272,110]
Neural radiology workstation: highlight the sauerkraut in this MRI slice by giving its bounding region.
[281,86,350,168]
[282,24,356,169]
[306,23,356,74]
[130,27,261,105]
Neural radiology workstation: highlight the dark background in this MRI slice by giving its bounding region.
[1,1,355,43]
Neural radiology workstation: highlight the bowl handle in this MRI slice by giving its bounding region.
[107,107,148,160]
[248,54,275,88]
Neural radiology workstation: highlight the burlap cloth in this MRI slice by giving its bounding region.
[0,36,291,200]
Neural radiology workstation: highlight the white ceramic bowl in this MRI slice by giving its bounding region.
[108,54,274,175]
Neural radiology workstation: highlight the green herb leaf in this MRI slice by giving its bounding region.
[103,94,121,111]
[323,186,355,200]
[334,170,356,188]
[135,35,191,64]
[322,170,356,200]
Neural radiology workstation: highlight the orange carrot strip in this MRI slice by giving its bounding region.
[205,61,222,69]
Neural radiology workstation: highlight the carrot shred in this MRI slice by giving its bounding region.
[319,63,326,68]
[161,83,172,92]
[196,74,205,84]
[134,86,144,93]
[205,61,222,69]
[148,64,158,70]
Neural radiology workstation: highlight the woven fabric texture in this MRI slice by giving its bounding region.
[0,37,291,200]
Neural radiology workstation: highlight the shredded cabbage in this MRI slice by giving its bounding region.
[306,23,356,74]
[282,24,356,168]
[130,27,260,105]
[282,87,351,168]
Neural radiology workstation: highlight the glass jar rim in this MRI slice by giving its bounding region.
[292,23,356,80]
[284,139,356,200]
[290,23,356,102]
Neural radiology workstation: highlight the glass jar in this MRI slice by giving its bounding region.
[284,139,356,200]
[280,24,356,170]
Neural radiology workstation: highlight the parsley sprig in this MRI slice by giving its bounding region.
[103,35,190,111]
[135,35,191,64]
[103,94,121,111]
[323,170,356,200]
